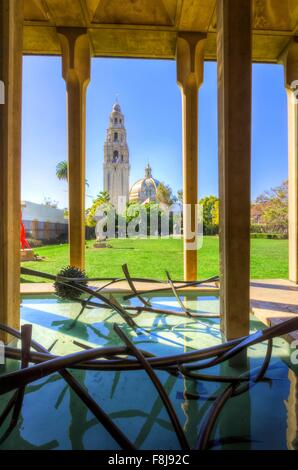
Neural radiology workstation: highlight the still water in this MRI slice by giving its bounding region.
[0,293,297,450]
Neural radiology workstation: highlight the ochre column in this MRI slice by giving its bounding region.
[58,28,91,269]
[176,33,206,281]
[284,39,298,284]
[0,0,23,342]
[217,0,252,340]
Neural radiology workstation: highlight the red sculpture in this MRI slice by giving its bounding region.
[20,213,30,250]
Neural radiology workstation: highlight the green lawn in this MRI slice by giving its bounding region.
[21,236,288,283]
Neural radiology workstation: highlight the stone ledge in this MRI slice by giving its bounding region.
[250,279,298,344]
[20,281,219,296]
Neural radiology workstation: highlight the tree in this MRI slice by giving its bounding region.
[86,191,111,228]
[56,160,89,187]
[212,199,219,226]
[126,201,168,237]
[252,180,288,230]
[200,195,219,230]
[156,182,177,206]
[56,161,68,182]
[95,191,110,204]
[177,189,183,204]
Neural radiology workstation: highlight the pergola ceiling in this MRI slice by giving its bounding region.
[23,0,298,62]
[88,0,177,26]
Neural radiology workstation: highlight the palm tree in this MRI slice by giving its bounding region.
[56,160,89,187]
[56,161,68,181]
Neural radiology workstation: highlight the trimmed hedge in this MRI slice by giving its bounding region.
[250,233,288,240]
[203,225,219,235]
[251,224,288,236]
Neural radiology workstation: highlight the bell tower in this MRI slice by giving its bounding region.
[103,102,130,208]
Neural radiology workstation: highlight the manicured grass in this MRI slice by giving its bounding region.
[21,236,288,283]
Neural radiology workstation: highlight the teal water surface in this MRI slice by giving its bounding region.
[0,293,297,450]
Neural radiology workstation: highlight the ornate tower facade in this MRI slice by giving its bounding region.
[103,102,130,208]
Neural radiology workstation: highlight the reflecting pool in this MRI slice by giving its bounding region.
[0,293,297,450]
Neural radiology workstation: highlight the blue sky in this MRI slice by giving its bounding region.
[22,57,288,209]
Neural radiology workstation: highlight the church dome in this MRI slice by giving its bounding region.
[129,164,160,204]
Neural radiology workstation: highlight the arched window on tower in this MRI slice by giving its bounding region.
[113,150,119,162]
[115,118,118,124]
[121,155,124,162]
[114,132,118,142]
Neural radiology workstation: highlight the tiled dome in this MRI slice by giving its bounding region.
[129,165,160,203]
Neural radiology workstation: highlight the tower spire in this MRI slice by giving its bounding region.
[145,163,152,178]
[103,101,130,207]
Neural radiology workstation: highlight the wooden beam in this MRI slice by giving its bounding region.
[217,0,252,340]
[176,33,206,281]
[0,0,24,342]
[58,27,91,269]
[284,38,298,284]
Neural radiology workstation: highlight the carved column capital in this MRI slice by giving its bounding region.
[57,27,91,87]
[176,33,206,91]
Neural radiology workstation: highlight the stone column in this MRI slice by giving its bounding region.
[58,28,91,269]
[0,0,23,342]
[217,0,252,340]
[176,33,206,281]
[284,39,298,284]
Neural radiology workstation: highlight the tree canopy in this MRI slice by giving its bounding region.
[251,180,288,231]
[56,160,89,187]
[86,191,111,228]
[156,182,177,206]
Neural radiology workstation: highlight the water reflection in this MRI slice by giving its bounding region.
[0,294,296,449]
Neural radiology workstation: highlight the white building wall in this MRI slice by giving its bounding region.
[22,201,66,223]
